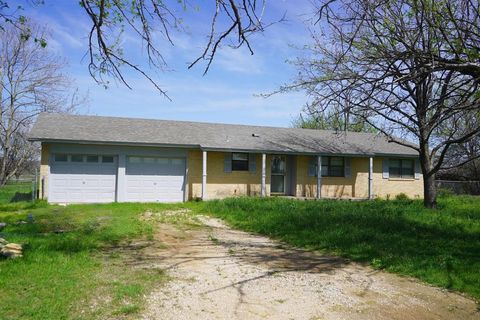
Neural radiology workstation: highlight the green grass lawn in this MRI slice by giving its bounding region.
[0,181,33,205]
[0,191,179,319]
[198,195,480,301]
[1,183,479,319]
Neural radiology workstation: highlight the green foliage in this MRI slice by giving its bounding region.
[198,196,480,300]
[437,187,455,198]
[394,192,409,201]
[291,113,377,133]
[0,182,32,204]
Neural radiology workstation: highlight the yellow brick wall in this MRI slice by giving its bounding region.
[187,150,271,200]
[39,142,49,199]
[372,158,424,199]
[296,155,356,198]
[40,143,423,201]
[294,155,423,199]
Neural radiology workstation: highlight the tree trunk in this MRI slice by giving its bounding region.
[424,173,437,209]
[419,141,438,209]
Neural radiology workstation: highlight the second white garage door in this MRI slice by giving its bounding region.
[125,156,186,202]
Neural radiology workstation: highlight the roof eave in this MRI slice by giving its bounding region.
[29,138,419,158]
[29,138,201,149]
[200,146,419,158]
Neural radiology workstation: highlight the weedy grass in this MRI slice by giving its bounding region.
[2,181,478,319]
[0,198,183,320]
[197,195,480,301]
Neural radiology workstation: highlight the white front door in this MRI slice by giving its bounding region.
[125,156,185,202]
[49,154,117,203]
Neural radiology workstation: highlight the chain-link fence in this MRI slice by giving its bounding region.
[0,172,38,203]
[436,180,480,195]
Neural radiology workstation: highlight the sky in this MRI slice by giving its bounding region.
[25,0,316,127]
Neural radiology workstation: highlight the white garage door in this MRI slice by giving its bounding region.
[49,154,117,203]
[125,156,185,202]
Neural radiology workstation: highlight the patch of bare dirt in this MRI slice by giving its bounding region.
[139,212,478,320]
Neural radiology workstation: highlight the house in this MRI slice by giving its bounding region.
[28,113,423,203]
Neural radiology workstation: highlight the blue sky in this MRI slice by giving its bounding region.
[27,1,315,127]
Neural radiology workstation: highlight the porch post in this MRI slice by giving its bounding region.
[368,156,373,199]
[116,153,126,202]
[316,155,322,199]
[202,151,207,200]
[261,153,266,197]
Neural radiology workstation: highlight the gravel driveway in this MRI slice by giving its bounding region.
[141,212,478,320]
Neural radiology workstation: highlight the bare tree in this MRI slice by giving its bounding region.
[0,23,81,185]
[2,1,275,98]
[438,110,480,181]
[280,0,480,208]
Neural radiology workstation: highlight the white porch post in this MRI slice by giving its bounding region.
[316,155,322,199]
[368,156,373,199]
[116,153,126,202]
[202,151,207,200]
[261,153,266,197]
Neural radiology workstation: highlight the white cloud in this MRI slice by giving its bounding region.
[214,47,265,75]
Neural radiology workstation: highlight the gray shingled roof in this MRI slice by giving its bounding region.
[28,113,418,157]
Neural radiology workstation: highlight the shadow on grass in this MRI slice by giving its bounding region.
[201,197,480,300]
[10,191,32,202]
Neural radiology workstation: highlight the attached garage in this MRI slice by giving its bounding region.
[125,156,186,202]
[49,154,117,203]
[46,146,188,204]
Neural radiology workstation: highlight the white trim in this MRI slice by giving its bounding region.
[368,156,373,199]
[202,151,207,200]
[261,153,266,197]
[117,153,126,202]
[316,155,322,199]
[184,155,189,202]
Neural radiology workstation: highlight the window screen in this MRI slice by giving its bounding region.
[102,156,114,163]
[232,153,249,171]
[86,155,99,163]
[316,156,345,177]
[71,154,84,162]
[389,159,414,178]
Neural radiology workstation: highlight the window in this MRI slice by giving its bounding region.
[271,155,286,174]
[157,158,169,165]
[54,154,68,162]
[86,155,99,163]
[171,158,183,166]
[316,156,345,177]
[143,157,155,164]
[102,156,114,163]
[232,153,249,171]
[71,154,84,162]
[389,158,414,179]
[127,156,141,163]
[326,157,344,177]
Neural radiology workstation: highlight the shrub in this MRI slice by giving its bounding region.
[437,187,454,198]
[394,193,409,201]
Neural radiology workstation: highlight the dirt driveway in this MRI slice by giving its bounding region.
[140,211,478,320]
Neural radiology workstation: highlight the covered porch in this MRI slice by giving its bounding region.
[194,150,374,201]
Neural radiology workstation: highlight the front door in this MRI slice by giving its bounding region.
[271,155,286,194]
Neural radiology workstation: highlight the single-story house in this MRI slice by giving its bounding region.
[28,113,423,204]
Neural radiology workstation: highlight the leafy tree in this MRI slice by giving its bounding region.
[282,0,480,208]
[292,106,376,132]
